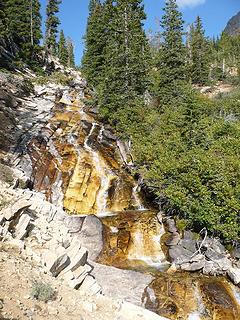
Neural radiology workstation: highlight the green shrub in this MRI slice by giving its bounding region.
[35,71,73,86]
[31,282,55,302]
[107,83,240,242]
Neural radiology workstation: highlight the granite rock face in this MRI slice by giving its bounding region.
[224,11,240,36]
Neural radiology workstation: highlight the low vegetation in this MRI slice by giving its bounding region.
[31,282,55,302]
[35,71,73,86]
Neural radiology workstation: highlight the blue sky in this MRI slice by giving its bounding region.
[40,0,240,66]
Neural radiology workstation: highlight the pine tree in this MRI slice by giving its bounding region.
[190,16,211,85]
[58,30,68,65]
[155,0,186,99]
[66,37,75,68]
[3,0,42,62]
[45,0,61,55]
[82,0,106,87]
[99,0,149,118]
[0,0,7,40]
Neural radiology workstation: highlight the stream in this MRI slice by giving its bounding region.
[26,87,240,319]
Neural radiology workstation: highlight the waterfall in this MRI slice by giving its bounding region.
[84,123,112,214]
[127,215,170,270]
[132,184,146,210]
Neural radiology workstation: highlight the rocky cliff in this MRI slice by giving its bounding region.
[224,11,240,36]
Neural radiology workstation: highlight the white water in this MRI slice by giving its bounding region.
[128,222,170,270]
[84,123,112,213]
[132,184,146,210]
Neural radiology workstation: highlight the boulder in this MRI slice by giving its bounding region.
[62,246,88,275]
[78,275,98,295]
[202,238,226,255]
[165,218,178,234]
[102,129,117,141]
[165,233,180,246]
[91,262,154,306]
[180,261,204,272]
[14,213,31,240]
[66,264,93,289]
[2,199,31,221]
[168,246,193,265]
[183,230,195,240]
[64,216,83,233]
[179,239,197,253]
[203,261,217,275]
[228,268,240,285]
[49,253,70,277]
[205,248,231,271]
[78,215,103,260]
[231,246,240,260]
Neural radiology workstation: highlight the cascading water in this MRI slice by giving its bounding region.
[27,85,240,320]
[132,184,146,210]
[83,122,113,214]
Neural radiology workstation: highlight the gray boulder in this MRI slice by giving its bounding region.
[78,215,103,260]
[165,218,178,233]
[168,246,193,265]
[64,216,84,233]
[49,253,70,277]
[165,233,180,246]
[14,213,31,240]
[228,267,240,285]
[2,199,31,221]
[179,239,197,253]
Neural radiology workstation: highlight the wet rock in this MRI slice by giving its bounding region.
[181,260,205,272]
[183,230,195,240]
[231,246,240,260]
[165,218,178,234]
[14,213,31,240]
[202,238,226,255]
[165,233,180,246]
[179,239,197,253]
[168,246,193,265]
[228,267,240,285]
[205,248,231,271]
[102,129,117,141]
[49,253,70,277]
[78,215,103,260]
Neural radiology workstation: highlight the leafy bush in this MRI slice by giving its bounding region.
[31,282,55,302]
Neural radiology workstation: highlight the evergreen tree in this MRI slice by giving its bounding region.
[66,37,75,68]
[45,0,61,55]
[156,0,186,93]
[3,0,42,61]
[58,30,68,65]
[190,16,211,85]
[0,0,7,40]
[82,0,106,87]
[99,0,149,119]
[31,0,42,47]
